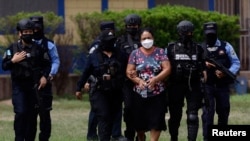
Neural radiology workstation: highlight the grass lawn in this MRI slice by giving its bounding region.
[0,93,250,141]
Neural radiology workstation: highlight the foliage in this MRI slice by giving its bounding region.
[0,11,63,47]
[53,30,74,96]
[72,4,240,51]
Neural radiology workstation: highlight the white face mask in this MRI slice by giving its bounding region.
[141,39,154,49]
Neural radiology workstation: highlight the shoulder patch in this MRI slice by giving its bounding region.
[2,52,7,59]
[196,43,202,47]
[167,42,175,48]
[89,46,97,54]
[168,42,175,46]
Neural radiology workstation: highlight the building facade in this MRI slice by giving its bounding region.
[0,0,248,70]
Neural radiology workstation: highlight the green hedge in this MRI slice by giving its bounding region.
[0,11,63,47]
[72,4,240,51]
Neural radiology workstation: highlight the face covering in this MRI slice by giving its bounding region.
[126,27,138,35]
[101,39,116,51]
[206,33,217,47]
[141,39,154,49]
[179,33,193,44]
[21,34,33,44]
[33,30,44,40]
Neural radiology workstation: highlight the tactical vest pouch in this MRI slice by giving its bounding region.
[100,77,123,91]
[89,76,98,94]
[101,79,112,91]
[174,64,185,81]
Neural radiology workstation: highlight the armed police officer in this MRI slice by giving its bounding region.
[116,13,142,141]
[29,16,60,141]
[201,22,240,141]
[166,20,207,141]
[85,21,125,141]
[75,30,125,141]
[2,18,51,141]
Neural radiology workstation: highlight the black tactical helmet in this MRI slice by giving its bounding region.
[177,20,194,35]
[124,14,142,26]
[16,19,35,31]
[30,16,44,30]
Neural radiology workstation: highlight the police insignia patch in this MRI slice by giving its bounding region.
[219,50,225,55]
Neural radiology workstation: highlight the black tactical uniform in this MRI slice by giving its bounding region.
[116,14,141,141]
[201,22,240,141]
[76,30,124,141]
[30,16,60,141]
[87,21,124,141]
[166,20,206,141]
[1,19,51,141]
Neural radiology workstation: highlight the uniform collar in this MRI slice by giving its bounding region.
[213,39,220,46]
[35,39,43,44]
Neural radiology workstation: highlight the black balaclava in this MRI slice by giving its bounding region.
[206,33,217,47]
[101,38,116,51]
[179,32,193,44]
[204,22,218,47]
[177,20,194,44]
[33,27,44,40]
[126,27,139,36]
[124,14,141,36]
[100,30,117,52]
[30,16,44,40]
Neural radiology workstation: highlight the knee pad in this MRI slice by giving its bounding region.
[187,112,198,124]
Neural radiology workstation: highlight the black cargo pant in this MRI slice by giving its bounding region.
[122,80,136,140]
[35,82,53,141]
[12,80,38,141]
[202,84,230,140]
[90,89,123,141]
[168,82,203,141]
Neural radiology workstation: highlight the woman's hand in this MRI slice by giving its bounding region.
[127,70,137,78]
[137,79,147,90]
[146,77,157,90]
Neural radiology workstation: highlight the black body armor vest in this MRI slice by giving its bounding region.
[204,40,232,84]
[93,49,123,91]
[168,42,203,82]
[11,42,45,80]
[117,33,140,60]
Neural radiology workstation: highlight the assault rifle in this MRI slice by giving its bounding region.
[206,58,239,83]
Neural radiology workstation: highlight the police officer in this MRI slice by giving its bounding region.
[88,21,115,54]
[166,20,207,141]
[116,13,142,141]
[85,21,125,141]
[29,16,60,141]
[201,22,240,141]
[75,30,124,141]
[1,18,51,141]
